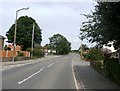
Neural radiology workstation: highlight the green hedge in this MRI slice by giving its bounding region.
[91,58,120,85]
[18,52,24,57]
[83,48,104,61]
[33,48,44,58]
[105,59,120,85]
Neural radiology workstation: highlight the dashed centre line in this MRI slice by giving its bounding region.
[18,67,45,85]
[17,62,55,85]
[47,63,54,68]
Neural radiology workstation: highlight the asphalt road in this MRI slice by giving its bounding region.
[2,53,77,89]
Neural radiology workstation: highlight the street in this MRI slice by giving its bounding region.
[2,53,77,89]
[1,2,120,91]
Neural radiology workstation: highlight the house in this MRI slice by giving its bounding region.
[6,44,30,57]
[43,44,49,55]
[8,44,21,51]
[0,35,5,50]
[1,43,30,60]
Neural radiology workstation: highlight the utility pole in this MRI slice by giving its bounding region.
[31,23,35,58]
[12,7,29,62]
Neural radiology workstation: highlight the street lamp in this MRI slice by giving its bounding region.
[13,7,29,62]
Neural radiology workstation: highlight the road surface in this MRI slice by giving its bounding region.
[2,53,77,89]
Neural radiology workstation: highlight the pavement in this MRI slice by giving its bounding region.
[72,54,120,90]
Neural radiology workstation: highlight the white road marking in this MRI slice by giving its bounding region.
[72,55,79,90]
[56,60,59,63]
[47,63,54,68]
[18,67,45,85]
[9,65,15,67]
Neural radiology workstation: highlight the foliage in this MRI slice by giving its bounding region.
[71,50,79,53]
[33,48,44,58]
[18,52,24,57]
[15,57,18,61]
[49,34,71,55]
[4,45,11,50]
[105,59,120,85]
[83,53,91,61]
[80,2,120,50]
[26,48,31,52]
[91,57,120,85]
[6,16,42,51]
[88,48,104,61]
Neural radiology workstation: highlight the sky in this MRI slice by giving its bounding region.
[0,0,96,50]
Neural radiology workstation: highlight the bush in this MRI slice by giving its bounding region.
[15,57,18,61]
[33,48,44,58]
[26,48,31,52]
[105,59,120,85]
[83,53,92,61]
[18,52,24,57]
[88,48,104,61]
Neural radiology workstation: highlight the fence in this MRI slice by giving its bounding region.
[0,50,30,58]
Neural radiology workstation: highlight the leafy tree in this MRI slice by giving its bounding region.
[89,48,104,61]
[80,2,120,63]
[80,2,120,49]
[6,16,42,50]
[49,34,71,55]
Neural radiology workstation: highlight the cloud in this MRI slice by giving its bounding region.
[1,2,95,50]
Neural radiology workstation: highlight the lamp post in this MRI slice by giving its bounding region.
[13,7,29,62]
[31,23,35,58]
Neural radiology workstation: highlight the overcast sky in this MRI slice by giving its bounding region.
[0,0,96,50]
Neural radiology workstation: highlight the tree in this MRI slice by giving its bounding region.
[80,2,120,48]
[6,16,42,50]
[80,2,120,63]
[79,44,89,51]
[49,34,71,55]
[4,45,11,51]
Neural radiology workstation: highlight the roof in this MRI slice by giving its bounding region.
[0,35,5,39]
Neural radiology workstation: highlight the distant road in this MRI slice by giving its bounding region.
[2,53,77,89]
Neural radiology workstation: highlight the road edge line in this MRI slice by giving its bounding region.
[72,55,79,90]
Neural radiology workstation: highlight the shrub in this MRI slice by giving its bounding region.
[88,48,104,61]
[18,52,24,57]
[105,59,120,85]
[83,53,92,61]
[26,48,31,52]
[15,57,18,61]
[33,48,44,58]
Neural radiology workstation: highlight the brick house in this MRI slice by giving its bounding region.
[8,44,21,51]
[2,44,30,58]
[1,43,30,60]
